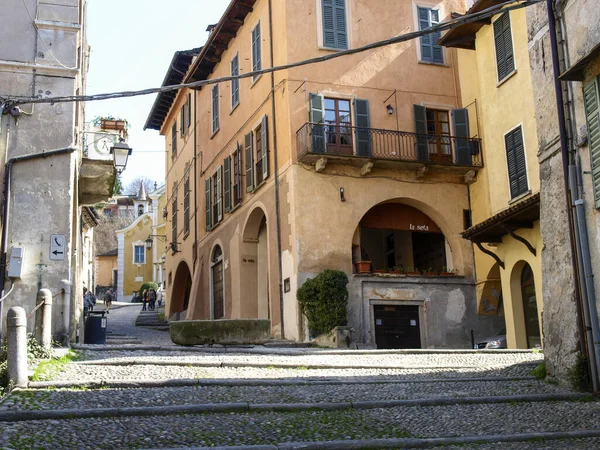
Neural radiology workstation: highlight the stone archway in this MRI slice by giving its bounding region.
[241,207,270,319]
[170,261,192,319]
[509,261,541,348]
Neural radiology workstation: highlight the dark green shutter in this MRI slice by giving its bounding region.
[205,179,212,231]
[309,93,325,153]
[245,132,254,192]
[505,127,528,198]
[354,99,371,156]
[452,108,471,165]
[224,156,231,213]
[414,105,429,162]
[419,7,432,62]
[494,12,514,82]
[430,10,443,64]
[584,78,600,208]
[216,166,223,222]
[322,0,347,49]
[212,85,219,133]
[261,115,269,180]
[235,142,242,204]
[252,24,261,74]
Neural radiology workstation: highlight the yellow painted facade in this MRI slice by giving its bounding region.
[447,7,543,349]
[96,254,117,287]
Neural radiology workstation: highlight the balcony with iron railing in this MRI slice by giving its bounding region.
[296,123,483,175]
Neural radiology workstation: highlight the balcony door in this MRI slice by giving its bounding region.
[325,98,353,155]
[426,109,452,163]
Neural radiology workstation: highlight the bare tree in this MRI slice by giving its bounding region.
[94,213,136,255]
[124,176,157,196]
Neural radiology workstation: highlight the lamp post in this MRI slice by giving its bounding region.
[110,139,132,174]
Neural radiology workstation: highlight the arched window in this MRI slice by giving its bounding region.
[211,245,224,319]
[138,204,144,216]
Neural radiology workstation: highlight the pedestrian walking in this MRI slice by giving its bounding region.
[148,288,156,311]
[104,289,114,314]
[141,289,148,311]
[83,287,92,315]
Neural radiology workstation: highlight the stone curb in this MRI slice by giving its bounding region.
[28,375,536,390]
[71,359,540,371]
[149,430,600,450]
[72,344,539,355]
[0,392,590,423]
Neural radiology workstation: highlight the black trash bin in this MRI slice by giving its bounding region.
[84,311,107,344]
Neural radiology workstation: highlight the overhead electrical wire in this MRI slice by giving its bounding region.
[1,0,542,108]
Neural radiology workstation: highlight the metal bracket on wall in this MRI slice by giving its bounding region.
[506,229,537,256]
[475,242,505,269]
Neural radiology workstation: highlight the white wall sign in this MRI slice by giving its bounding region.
[50,234,66,261]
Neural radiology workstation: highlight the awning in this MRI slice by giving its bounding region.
[461,193,540,243]
[438,0,499,50]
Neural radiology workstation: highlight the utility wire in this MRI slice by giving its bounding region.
[2,0,541,107]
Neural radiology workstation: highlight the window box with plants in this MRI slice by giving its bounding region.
[92,115,128,131]
[423,267,437,277]
[439,267,457,276]
[404,266,420,276]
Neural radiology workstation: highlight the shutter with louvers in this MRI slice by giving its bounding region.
[419,7,433,62]
[309,93,325,153]
[205,179,212,231]
[430,9,443,64]
[494,13,514,82]
[212,85,219,133]
[180,106,185,136]
[235,142,242,204]
[217,166,223,222]
[505,127,528,199]
[354,99,371,156]
[322,0,335,48]
[452,108,471,165]
[261,115,269,181]
[224,156,231,213]
[322,0,347,49]
[414,105,429,162]
[187,93,192,129]
[334,0,347,49]
[583,78,600,208]
[245,132,254,192]
[252,25,261,75]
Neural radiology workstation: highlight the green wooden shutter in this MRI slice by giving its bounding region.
[216,166,223,222]
[205,178,212,231]
[584,78,600,208]
[187,93,192,130]
[224,156,231,213]
[252,24,261,75]
[452,108,471,165]
[309,93,325,153]
[414,105,429,162]
[322,0,347,49]
[261,115,269,181]
[235,142,242,204]
[354,99,371,156]
[212,85,219,133]
[505,127,528,198]
[494,13,514,82]
[430,9,443,64]
[418,7,433,62]
[180,106,185,136]
[245,132,254,192]
[322,0,335,48]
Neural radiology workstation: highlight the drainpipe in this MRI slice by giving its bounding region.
[0,146,77,338]
[268,0,285,339]
[547,0,599,388]
[193,89,198,272]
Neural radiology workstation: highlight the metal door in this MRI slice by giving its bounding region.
[374,305,421,349]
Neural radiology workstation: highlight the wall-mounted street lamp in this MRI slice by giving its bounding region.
[145,234,167,250]
[110,138,132,174]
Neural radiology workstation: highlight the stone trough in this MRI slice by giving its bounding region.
[169,319,271,346]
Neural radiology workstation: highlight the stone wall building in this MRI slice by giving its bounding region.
[527,0,600,387]
[146,0,504,347]
[0,0,114,342]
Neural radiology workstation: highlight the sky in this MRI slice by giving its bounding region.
[85,0,229,189]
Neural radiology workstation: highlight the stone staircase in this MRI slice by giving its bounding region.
[135,308,169,331]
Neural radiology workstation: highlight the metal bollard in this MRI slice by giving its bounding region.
[34,289,53,349]
[7,307,28,389]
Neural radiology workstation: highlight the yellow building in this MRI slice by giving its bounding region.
[95,249,117,289]
[146,0,505,347]
[441,1,543,349]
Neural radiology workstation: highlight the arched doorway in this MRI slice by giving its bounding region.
[170,261,192,318]
[521,263,541,348]
[211,245,224,319]
[241,207,270,319]
[353,202,451,273]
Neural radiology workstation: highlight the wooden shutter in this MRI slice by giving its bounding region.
[430,9,443,64]
[212,85,219,133]
[171,123,177,154]
[309,93,325,153]
[354,99,371,156]
[418,7,433,62]
[494,12,515,82]
[452,108,471,165]
[414,105,429,162]
[180,106,185,136]
[252,24,261,74]
[584,78,600,208]
[205,179,212,230]
[235,142,242,204]
[231,55,239,108]
[216,166,223,222]
[245,132,254,192]
[224,156,231,213]
[505,127,528,198]
[187,93,192,129]
[261,115,269,181]
[322,0,347,49]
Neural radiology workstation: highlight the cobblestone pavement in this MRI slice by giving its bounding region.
[1,305,599,449]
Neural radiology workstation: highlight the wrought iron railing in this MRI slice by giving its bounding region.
[296,123,483,167]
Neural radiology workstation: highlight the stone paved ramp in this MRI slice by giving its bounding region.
[1,306,599,449]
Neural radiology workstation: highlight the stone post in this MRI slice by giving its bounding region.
[7,307,28,389]
[34,288,52,349]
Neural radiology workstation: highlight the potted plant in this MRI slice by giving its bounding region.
[423,267,437,277]
[92,115,128,131]
[440,266,456,276]
[405,265,420,276]
[354,260,372,274]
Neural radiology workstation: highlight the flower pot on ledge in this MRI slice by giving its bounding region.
[100,119,126,130]
[354,261,372,274]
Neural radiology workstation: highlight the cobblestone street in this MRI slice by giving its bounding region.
[1,304,599,449]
